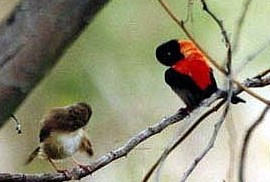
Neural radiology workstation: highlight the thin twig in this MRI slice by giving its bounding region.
[180,33,235,180]
[239,106,270,182]
[244,68,270,88]
[234,80,270,105]
[1,72,269,181]
[180,101,231,182]
[255,68,270,79]
[236,40,270,74]
[148,1,235,180]
[142,69,270,182]
[142,100,226,182]
[157,0,270,106]
[180,70,234,181]
[232,0,253,53]
[157,0,225,73]
[200,0,232,73]
[198,0,236,138]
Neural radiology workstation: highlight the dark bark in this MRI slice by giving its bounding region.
[0,0,109,128]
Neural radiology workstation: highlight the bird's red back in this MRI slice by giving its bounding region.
[172,40,212,90]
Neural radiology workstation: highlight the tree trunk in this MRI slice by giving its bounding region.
[0,0,109,128]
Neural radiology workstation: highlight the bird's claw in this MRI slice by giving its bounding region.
[177,107,191,116]
[78,164,92,172]
[57,169,71,178]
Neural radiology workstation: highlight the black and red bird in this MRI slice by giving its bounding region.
[156,39,244,112]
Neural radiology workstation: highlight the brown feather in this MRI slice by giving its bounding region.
[80,135,93,156]
[25,102,93,170]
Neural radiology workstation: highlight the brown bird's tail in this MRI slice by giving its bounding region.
[25,147,40,165]
[84,139,94,157]
[80,136,94,157]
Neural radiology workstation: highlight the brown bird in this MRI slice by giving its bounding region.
[25,102,94,173]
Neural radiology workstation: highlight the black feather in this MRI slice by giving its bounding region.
[165,68,217,109]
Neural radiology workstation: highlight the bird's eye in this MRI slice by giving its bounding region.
[167,52,172,56]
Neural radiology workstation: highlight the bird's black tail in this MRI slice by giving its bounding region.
[25,146,40,165]
[219,90,245,104]
[231,95,246,104]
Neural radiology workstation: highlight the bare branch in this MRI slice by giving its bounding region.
[157,0,270,106]
[1,1,270,181]
[179,1,235,180]
[236,40,270,73]
[142,100,226,182]
[200,0,232,73]
[0,172,67,182]
[239,106,270,182]
[0,110,190,181]
[244,70,270,88]
[142,69,270,182]
[232,0,253,53]
[142,1,270,181]
[255,68,270,79]
[0,71,269,181]
[0,0,109,128]
[180,101,231,182]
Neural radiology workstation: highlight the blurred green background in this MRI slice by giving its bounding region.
[0,0,270,181]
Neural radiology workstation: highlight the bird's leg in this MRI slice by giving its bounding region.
[71,156,91,171]
[177,107,192,115]
[48,158,70,177]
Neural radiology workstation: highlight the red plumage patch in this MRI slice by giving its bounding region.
[172,40,212,90]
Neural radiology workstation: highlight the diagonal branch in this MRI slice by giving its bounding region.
[236,40,270,74]
[232,0,253,53]
[180,74,234,181]
[239,106,270,182]
[142,100,226,182]
[179,1,237,179]
[0,0,109,128]
[254,68,270,80]
[157,0,270,106]
[1,70,267,181]
[180,100,231,182]
[200,0,232,73]
[142,70,270,182]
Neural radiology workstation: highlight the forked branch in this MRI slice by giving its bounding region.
[157,0,270,106]
[239,106,270,182]
[1,71,269,182]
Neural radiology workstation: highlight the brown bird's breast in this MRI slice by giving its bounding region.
[39,129,85,160]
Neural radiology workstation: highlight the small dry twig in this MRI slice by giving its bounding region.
[157,0,270,106]
[142,69,270,182]
[239,106,270,182]
[236,40,270,74]
[200,0,232,73]
[180,101,231,182]
[232,0,253,53]
[181,0,235,180]
[143,1,270,181]
[1,72,270,182]
[142,100,226,182]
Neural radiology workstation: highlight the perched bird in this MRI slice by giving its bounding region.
[156,39,245,112]
[25,102,93,173]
